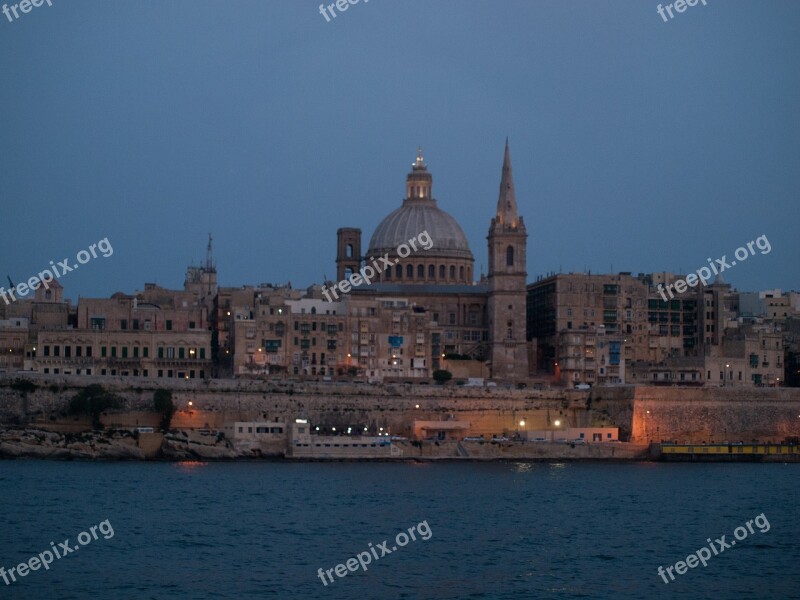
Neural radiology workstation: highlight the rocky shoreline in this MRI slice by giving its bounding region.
[0,428,654,462]
[0,429,247,461]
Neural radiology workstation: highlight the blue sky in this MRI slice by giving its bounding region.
[1,0,798,300]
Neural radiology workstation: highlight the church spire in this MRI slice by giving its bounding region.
[496,138,518,227]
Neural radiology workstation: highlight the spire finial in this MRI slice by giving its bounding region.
[414,146,425,168]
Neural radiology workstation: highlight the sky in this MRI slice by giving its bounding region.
[1,0,798,301]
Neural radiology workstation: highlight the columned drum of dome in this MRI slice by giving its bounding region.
[366,149,474,285]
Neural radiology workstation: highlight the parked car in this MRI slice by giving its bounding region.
[491,436,509,442]
[531,437,548,443]
[572,438,586,445]
[463,436,484,442]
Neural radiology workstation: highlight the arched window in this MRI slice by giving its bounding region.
[311,307,316,314]
[417,264,424,279]
[346,244,353,258]
[406,264,413,279]
[506,245,514,266]
[459,266,465,280]
[344,267,353,279]
[385,268,391,281]
[449,265,456,279]
[396,264,402,279]
[439,265,445,279]
[428,265,435,279]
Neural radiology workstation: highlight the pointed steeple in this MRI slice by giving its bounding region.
[496,138,518,227]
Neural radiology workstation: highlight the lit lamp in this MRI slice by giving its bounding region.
[551,419,561,442]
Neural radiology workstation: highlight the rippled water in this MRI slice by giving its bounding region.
[0,461,798,599]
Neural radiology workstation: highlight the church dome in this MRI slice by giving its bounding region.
[366,149,473,261]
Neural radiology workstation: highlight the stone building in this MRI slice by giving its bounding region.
[528,270,786,388]
[32,270,213,379]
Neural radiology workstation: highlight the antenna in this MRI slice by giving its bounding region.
[205,233,214,271]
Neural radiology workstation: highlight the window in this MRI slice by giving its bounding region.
[395,264,402,279]
[101,346,107,357]
[133,347,139,358]
[86,346,92,357]
[428,265,435,279]
[44,346,50,356]
[200,348,205,359]
[75,346,82,357]
[122,347,128,358]
[439,265,445,279]
[506,245,514,266]
[449,265,455,279]
[111,347,117,358]
[133,319,139,330]
[90,317,105,330]
[166,320,172,331]
[406,264,413,279]
[179,347,185,359]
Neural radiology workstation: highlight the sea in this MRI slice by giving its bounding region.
[0,461,798,600]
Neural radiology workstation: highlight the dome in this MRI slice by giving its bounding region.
[366,148,473,261]
[366,198,473,260]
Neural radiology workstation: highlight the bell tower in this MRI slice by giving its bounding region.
[487,139,529,380]
[336,228,362,282]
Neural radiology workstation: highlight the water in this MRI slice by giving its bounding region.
[0,461,798,599]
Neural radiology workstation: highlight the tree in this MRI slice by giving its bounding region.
[68,385,121,430]
[433,369,452,385]
[153,389,175,432]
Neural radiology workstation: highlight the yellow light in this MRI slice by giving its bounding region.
[415,404,420,409]
[554,420,561,427]
[519,420,525,427]
[188,401,193,406]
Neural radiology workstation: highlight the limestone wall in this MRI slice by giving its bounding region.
[2,375,799,443]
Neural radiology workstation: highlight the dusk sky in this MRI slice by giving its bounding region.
[2,0,798,300]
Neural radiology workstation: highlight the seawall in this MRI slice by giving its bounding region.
[1,375,799,444]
